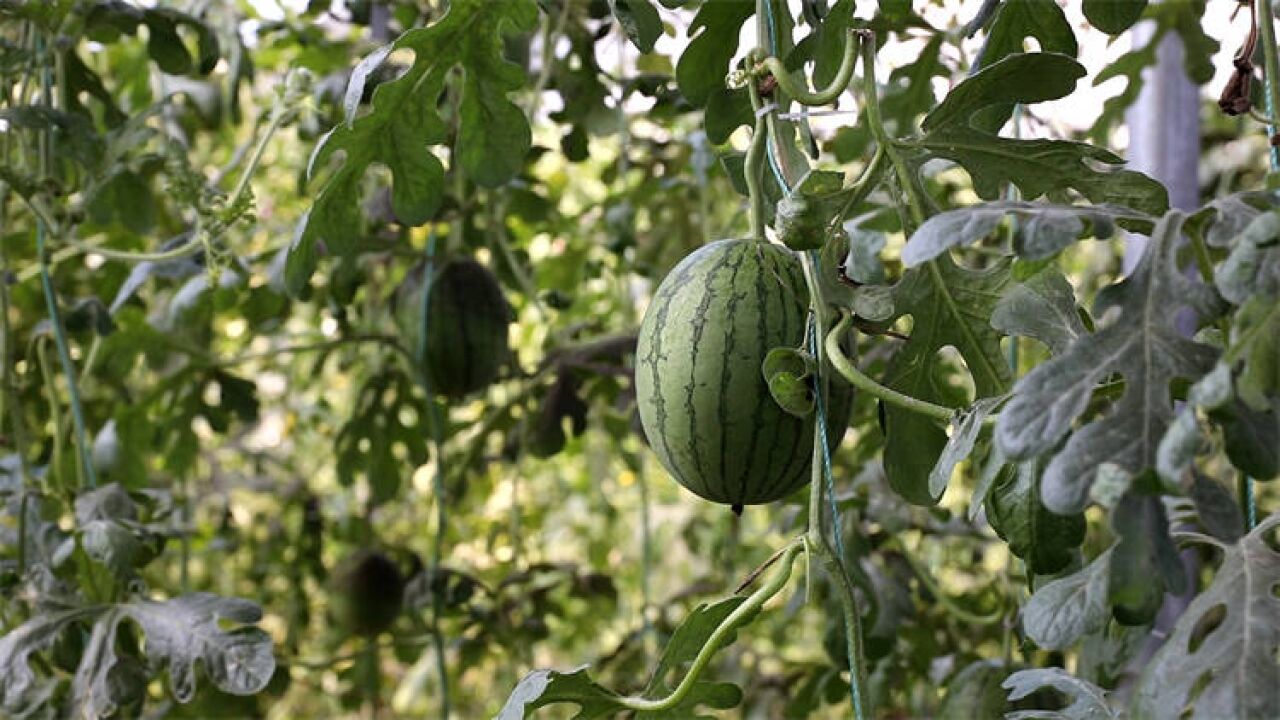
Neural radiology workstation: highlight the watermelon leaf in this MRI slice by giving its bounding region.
[883,256,1012,505]
[997,211,1222,513]
[608,0,663,53]
[1088,2,1216,142]
[1131,515,1280,718]
[990,266,1087,356]
[675,0,753,108]
[938,660,1017,719]
[903,201,1153,266]
[1003,668,1116,719]
[1108,489,1187,625]
[1083,0,1148,35]
[921,53,1083,135]
[909,53,1168,215]
[287,0,537,295]
[1022,549,1113,651]
[986,459,1086,575]
[974,0,1077,70]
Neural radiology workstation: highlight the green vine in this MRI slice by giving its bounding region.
[615,540,804,712]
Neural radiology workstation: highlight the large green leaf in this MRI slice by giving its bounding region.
[990,266,1087,356]
[675,0,753,108]
[975,0,1077,70]
[1108,489,1187,625]
[1082,0,1147,35]
[883,256,1012,504]
[921,52,1082,134]
[914,127,1168,215]
[1022,549,1113,651]
[983,267,1088,574]
[1131,514,1280,719]
[997,212,1222,513]
[287,0,537,295]
[986,460,1085,575]
[910,53,1167,214]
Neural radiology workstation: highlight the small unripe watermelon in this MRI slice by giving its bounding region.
[330,549,405,637]
[395,258,510,398]
[636,239,851,508]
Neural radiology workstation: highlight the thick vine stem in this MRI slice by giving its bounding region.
[745,86,770,242]
[802,361,869,719]
[617,540,804,712]
[757,31,861,107]
[806,529,869,716]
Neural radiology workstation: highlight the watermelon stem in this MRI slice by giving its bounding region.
[744,75,770,243]
[614,540,804,713]
[826,313,978,425]
[750,5,871,713]
[755,31,862,107]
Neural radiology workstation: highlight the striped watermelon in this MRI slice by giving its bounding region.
[636,239,851,508]
[395,258,510,398]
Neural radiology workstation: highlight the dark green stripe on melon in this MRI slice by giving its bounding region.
[636,239,851,506]
[395,258,511,398]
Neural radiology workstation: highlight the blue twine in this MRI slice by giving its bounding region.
[1268,71,1280,172]
[416,232,439,368]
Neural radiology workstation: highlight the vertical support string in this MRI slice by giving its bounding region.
[415,231,451,719]
[758,1,864,716]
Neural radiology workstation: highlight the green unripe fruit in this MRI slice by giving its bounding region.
[395,258,511,398]
[331,549,405,637]
[635,239,852,509]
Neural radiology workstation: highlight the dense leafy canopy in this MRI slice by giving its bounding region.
[1,0,1278,718]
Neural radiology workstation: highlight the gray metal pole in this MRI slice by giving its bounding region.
[1122,20,1202,271]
